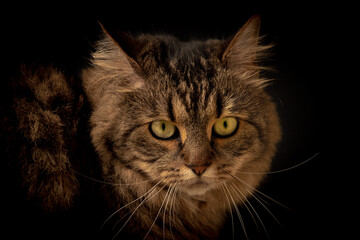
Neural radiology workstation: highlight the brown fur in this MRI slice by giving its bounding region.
[1,15,281,239]
[82,15,281,239]
[10,65,82,211]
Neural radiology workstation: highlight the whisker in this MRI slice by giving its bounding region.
[73,169,160,186]
[169,185,179,240]
[112,184,167,240]
[225,170,287,235]
[228,182,259,230]
[229,181,270,240]
[225,170,289,210]
[111,185,161,232]
[252,191,271,207]
[163,183,177,240]
[236,152,319,175]
[221,184,235,240]
[102,179,164,231]
[244,187,282,226]
[223,183,248,239]
[143,184,173,240]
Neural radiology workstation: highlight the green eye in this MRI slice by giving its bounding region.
[213,117,238,137]
[150,120,177,140]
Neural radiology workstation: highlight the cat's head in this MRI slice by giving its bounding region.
[83,15,281,198]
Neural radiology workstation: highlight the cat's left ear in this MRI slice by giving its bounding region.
[221,15,271,87]
[82,23,145,107]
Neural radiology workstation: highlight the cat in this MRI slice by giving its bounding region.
[1,15,281,239]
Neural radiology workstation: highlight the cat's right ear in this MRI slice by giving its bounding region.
[82,23,145,107]
[221,15,272,88]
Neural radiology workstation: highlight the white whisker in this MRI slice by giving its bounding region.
[252,191,271,207]
[73,169,160,186]
[169,185,179,240]
[244,187,282,226]
[229,181,270,239]
[236,152,319,175]
[223,183,248,239]
[143,184,173,240]
[228,182,259,230]
[111,185,161,232]
[221,184,235,240]
[111,183,166,240]
[231,172,287,225]
[163,183,177,240]
[225,170,289,210]
[102,179,164,231]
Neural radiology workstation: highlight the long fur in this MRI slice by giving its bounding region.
[7,65,82,211]
[82,15,281,239]
[2,15,281,239]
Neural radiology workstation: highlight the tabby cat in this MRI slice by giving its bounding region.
[2,15,281,239]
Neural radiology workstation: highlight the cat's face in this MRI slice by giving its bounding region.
[106,67,272,197]
[83,16,281,199]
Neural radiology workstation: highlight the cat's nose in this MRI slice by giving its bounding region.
[187,163,211,176]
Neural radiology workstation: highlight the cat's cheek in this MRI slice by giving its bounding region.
[133,160,160,179]
[135,161,150,173]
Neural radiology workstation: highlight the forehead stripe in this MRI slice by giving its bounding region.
[216,93,223,118]
[167,95,175,122]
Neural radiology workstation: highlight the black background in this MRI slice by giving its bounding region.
[1,2,351,239]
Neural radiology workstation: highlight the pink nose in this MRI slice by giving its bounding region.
[187,164,211,176]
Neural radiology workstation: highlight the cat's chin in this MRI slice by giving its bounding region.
[181,184,209,196]
[180,179,216,197]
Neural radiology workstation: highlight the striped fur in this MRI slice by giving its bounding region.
[83,15,281,239]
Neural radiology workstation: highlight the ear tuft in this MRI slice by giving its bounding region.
[222,15,273,88]
[222,15,261,63]
[82,24,144,107]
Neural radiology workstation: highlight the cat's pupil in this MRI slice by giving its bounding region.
[223,121,228,129]
[161,123,166,131]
